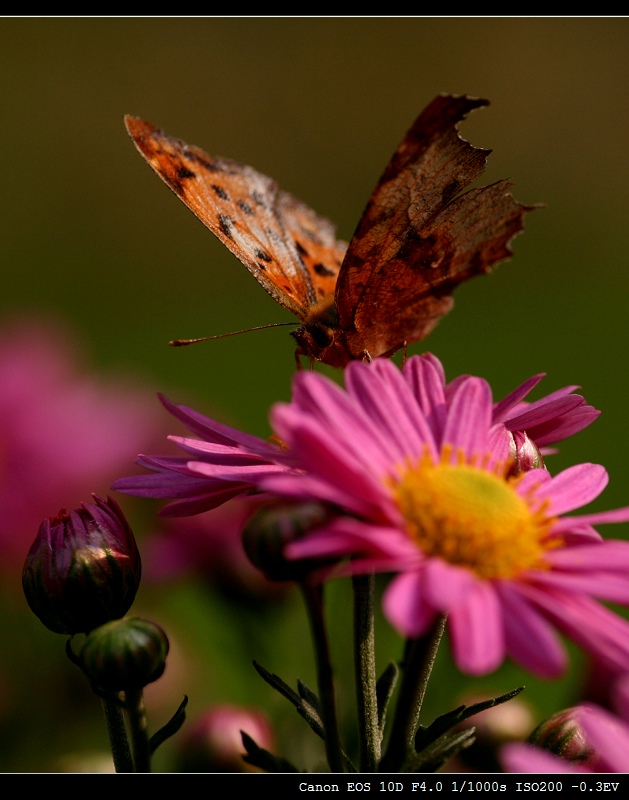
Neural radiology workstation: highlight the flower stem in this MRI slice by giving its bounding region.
[124,687,152,772]
[300,581,345,773]
[101,697,133,773]
[352,572,380,772]
[379,614,447,772]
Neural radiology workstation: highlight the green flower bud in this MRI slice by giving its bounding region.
[242,500,334,581]
[529,707,594,763]
[78,617,169,692]
[22,495,141,634]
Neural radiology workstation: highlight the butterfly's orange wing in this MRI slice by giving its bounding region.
[324,94,532,363]
[124,116,347,321]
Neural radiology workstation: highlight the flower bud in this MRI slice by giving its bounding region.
[22,495,141,634]
[78,617,169,692]
[242,500,334,581]
[528,707,594,763]
[507,431,546,477]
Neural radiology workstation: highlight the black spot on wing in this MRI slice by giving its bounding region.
[162,164,196,196]
[183,148,225,174]
[313,263,336,277]
[177,166,196,180]
[238,200,254,215]
[255,249,273,263]
[212,184,230,201]
[218,214,234,240]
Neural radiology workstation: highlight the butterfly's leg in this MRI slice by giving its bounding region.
[294,348,310,371]
[360,350,373,363]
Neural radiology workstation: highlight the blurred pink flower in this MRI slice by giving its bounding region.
[0,317,162,574]
[176,704,274,772]
[143,498,289,602]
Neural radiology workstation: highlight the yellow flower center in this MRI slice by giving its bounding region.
[391,449,555,579]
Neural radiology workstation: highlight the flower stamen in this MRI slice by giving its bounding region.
[391,451,555,580]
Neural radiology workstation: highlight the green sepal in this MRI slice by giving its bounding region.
[149,695,188,754]
[253,661,324,739]
[414,685,524,752]
[240,731,299,773]
[403,727,476,772]
[253,661,357,772]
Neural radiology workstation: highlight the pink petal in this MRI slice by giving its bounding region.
[503,394,584,430]
[580,705,629,772]
[524,407,600,447]
[344,360,437,461]
[492,373,545,422]
[501,742,586,773]
[554,506,629,528]
[547,540,629,571]
[157,486,257,517]
[422,559,475,610]
[382,571,437,638]
[170,435,278,463]
[403,355,447,441]
[449,580,504,675]
[158,394,276,454]
[187,461,287,482]
[272,390,394,475]
[516,584,629,674]
[261,465,396,525]
[442,378,493,461]
[535,464,608,515]
[496,581,566,677]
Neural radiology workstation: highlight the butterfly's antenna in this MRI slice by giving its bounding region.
[169,321,297,347]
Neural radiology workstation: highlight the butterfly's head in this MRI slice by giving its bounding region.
[292,305,351,369]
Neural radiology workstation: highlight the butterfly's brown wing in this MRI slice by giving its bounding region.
[124,116,347,321]
[332,94,532,361]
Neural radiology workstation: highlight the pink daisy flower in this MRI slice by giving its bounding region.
[113,354,598,516]
[261,357,629,678]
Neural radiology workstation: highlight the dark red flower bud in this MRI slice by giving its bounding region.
[22,495,141,634]
[78,617,169,692]
[507,431,546,477]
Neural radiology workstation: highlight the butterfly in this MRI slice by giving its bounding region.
[125,94,532,368]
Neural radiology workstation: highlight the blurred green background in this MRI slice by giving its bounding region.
[3,17,629,772]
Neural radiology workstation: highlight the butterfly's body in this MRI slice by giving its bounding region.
[125,94,532,368]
